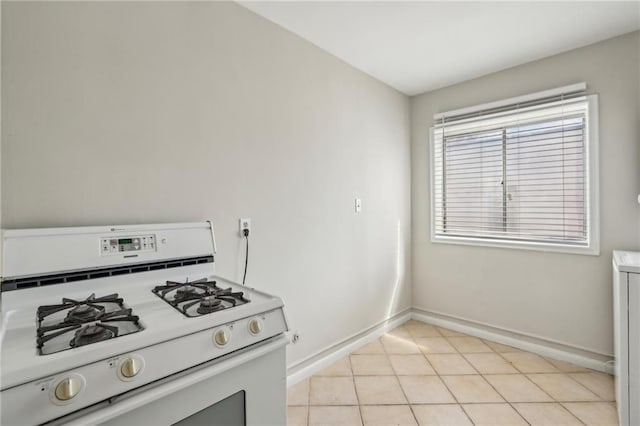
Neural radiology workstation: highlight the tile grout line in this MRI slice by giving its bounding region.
[521,372,603,425]
[454,335,537,425]
[346,354,365,426]
[489,346,565,423]
[494,347,605,404]
[400,322,529,426]
[386,322,461,425]
[441,329,533,425]
[391,326,424,426]
[372,328,421,419]
[547,372,605,400]
[559,401,618,425]
[426,329,501,425]
[438,333,488,426]
[408,323,477,426]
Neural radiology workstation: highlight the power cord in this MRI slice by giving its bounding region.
[242,229,249,285]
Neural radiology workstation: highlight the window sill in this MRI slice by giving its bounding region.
[431,234,600,256]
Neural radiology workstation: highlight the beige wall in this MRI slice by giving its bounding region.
[411,31,640,357]
[1,1,412,366]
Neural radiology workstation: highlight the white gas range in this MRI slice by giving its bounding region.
[0,222,290,425]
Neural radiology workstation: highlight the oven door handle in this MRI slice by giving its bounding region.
[64,334,289,425]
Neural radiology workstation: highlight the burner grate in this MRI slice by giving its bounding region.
[152,278,249,317]
[36,293,144,355]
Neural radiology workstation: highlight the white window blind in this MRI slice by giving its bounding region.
[431,86,598,253]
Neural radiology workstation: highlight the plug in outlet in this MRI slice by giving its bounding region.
[239,218,251,236]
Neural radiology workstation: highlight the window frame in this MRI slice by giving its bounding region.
[429,94,600,255]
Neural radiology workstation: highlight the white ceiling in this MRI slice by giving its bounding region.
[239,1,640,96]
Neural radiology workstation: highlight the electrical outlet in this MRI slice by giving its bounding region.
[239,218,251,235]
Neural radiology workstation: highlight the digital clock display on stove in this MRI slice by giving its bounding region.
[101,235,156,255]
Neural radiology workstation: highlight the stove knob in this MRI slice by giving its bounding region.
[117,355,145,381]
[248,318,263,335]
[54,376,82,402]
[213,327,230,347]
[121,357,142,378]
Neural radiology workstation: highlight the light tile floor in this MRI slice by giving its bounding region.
[287,320,618,426]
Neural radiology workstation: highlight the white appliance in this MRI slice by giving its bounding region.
[0,222,289,425]
[613,250,640,426]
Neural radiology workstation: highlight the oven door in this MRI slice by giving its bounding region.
[60,335,288,426]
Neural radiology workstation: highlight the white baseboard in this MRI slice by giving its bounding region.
[286,310,412,387]
[411,309,615,375]
[286,307,614,387]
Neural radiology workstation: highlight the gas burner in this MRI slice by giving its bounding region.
[36,293,144,355]
[197,298,223,315]
[65,304,104,323]
[152,278,250,318]
[175,286,200,302]
[71,324,118,348]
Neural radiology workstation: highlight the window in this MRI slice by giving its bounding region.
[430,84,599,254]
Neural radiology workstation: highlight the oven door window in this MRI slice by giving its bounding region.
[173,390,245,426]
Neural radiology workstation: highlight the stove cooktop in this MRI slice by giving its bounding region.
[36,293,144,355]
[152,277,250,318]
[2,273,284,391]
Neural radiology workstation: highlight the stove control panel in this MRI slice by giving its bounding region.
[100,235,156,256]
